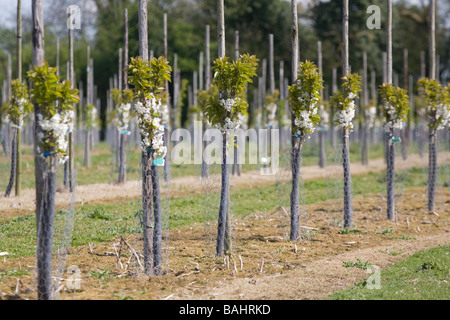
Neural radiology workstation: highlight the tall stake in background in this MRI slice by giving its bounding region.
[386,0,395,221]
[342,0,353,228]
[289,0,302,240]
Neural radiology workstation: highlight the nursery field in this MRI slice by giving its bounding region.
[0,143,448,300]
[1,0,449,305]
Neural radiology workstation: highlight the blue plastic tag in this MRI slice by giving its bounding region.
[152,158,164,166]
[121,130,131,135]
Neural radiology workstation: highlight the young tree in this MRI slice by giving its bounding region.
[379,83,410,220]
[203,54,258,256]
[111,88,133,184]
[417,79,449,212]
[27,62,79,300]
[331,73,362,229]
[288,60,323,240]
[128,56,171,275]
[3,80,32,197]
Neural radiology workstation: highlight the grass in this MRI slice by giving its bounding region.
[330,245,450,300]
[0,164,431,259]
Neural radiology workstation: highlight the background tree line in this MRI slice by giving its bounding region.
[0,0,449,133]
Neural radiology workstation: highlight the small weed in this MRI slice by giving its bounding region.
[377,228,394,235]
[0,268,30,279]
[342,258,372,270]
[88,207,113,221]
[380,249,403,256]
[89,269,115,279]
[391,234,416,241]
[338,228,364,235]
[417,261,442,274]
[113,292,134,300]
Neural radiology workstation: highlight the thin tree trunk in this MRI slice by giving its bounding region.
[152,164,162,275]
[386,0,395,221]
[232,30,241,177]
[84,47,91,167]
[290,139,303,240]
[362,51,369,165]
[163,12,170,183]
[427,0,437,212]
[318,41,325,168]
[427,131,437,211]
[32,0,46,235]
[217,132,230,256]
[216,0,230,257]
[290,0,300,241]
[387,129,395,220]
[342,0,352,228]
[37,156,57,300]
[15,0,22,197]
[138,0,154,276]
[5,130,17,197]
[342,132,352,228]
[429,0,436,80]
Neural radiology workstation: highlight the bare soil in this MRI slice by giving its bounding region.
[0,186,448,300]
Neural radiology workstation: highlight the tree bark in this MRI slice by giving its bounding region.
[427,131,437,211]
[5,130,17,197]
[32,0,46,234]
[289,0,300,241]
[387,129,395,220]
[37,156,57,300]
[342,132,352,228]
[152,164,162,275]
[215,0,230,257]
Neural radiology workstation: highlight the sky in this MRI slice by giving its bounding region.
[0,0,432,29]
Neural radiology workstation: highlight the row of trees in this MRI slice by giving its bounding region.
[0,0,448,299]
[1,0,449,131]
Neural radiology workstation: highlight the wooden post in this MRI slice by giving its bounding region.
[15,0,22,197]
[386,0,395,221]
[216,0,231,257]
[84,46,91,167]
[163,12,170,183]
[420,51,426,79]
[290,0,302,240]
[232,30,241,177]
[67,8,75,192]
[138,0,155,276]
[428,0,437,212]
[119,7,129,184]
[361,51,369,165]
[318,40,325,168]
[342,0,352,228]
[269,34,275,95]
[429,0,436,80]
[205,25,211,88]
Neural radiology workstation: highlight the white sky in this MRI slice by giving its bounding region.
[0,0,432,29]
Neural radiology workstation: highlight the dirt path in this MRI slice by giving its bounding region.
[170,233,450,300]
[1,152,448,219]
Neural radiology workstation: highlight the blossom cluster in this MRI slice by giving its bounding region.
[134,95,167,163]
[365,106,377,129]
[433,102,450,130]
[5,98,28,128]
[383,104,404,132]
[215,98,240,131]
[37,109,74,164]
[113,103,131,131]
[334,92,357,136]
[293,93,320,138]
